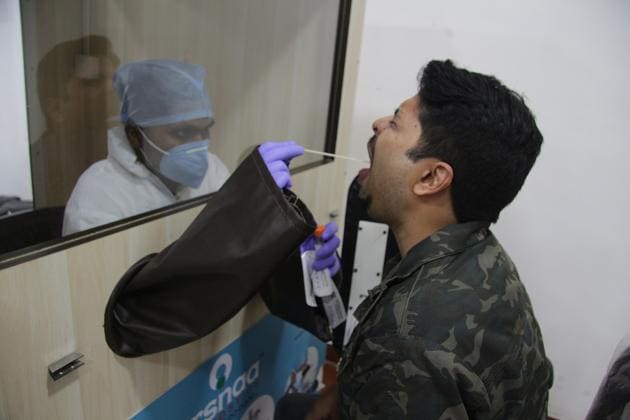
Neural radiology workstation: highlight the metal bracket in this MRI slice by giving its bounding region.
[48,352,84,381]
[343,220,389,345]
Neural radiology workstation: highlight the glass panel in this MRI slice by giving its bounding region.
[0,0,345,258]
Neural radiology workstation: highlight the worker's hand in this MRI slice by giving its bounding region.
[258,141,304,189]
[301,221,341,276]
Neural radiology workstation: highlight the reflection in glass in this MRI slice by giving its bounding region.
[6,0,341,257]
[62,60,229,235]
[0,35,120,253]
[31,35,120,208]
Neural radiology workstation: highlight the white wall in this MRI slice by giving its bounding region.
[346,1,630,418]
[0,1,31,200]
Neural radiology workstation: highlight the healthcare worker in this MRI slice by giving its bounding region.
[62,59,229,235]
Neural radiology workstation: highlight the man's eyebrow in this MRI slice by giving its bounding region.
[394,107,400,118]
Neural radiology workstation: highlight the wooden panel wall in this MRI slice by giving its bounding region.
[0,2,366,418]
[0,163,342,419]
[0,208,269,419]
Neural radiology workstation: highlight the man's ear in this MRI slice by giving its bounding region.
[125,124,144,162]
[125,124,142,149]
[412,159,453,197]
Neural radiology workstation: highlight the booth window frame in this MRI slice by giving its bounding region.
[0,0,353,270]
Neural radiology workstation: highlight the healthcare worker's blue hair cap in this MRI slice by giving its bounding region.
[113,59,213,127]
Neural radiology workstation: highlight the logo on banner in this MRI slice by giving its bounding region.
[192,353,261,420]
[132,315,327,420]
[209,353,232,390]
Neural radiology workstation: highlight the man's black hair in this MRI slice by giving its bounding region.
[407,59,543,223]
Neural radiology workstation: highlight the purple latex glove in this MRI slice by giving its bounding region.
[301,221,341,276]
[259,141,305,189]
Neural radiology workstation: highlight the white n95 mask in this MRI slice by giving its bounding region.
[140,129,209,188]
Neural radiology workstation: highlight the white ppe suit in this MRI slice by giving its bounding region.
[62,126,229,235]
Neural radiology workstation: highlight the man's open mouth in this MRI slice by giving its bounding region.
[357,135,376,186]
[367,135,375,163]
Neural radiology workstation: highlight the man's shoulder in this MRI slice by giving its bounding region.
[78,157,119,178]
[343,232,552,419]
[68,158,159,212]
[355,227,541,340]
[371,234,535,343]
[75,158,145,190]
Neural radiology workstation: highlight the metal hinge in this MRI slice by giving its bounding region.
[48,352,84,381]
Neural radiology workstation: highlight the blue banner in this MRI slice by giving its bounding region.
[132,315,326,420]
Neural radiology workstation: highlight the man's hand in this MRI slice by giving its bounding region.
[305,385,341,420]
[259,141,304,189]
[301,221,341,276]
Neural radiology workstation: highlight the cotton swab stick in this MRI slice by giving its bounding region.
[303,148,369,164]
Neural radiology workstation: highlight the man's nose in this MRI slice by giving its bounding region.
[372,116,391,134]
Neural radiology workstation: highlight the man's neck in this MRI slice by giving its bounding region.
[391,212,457,257]
[158,174,182,196]
[147,165,181,196]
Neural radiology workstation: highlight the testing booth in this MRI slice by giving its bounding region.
[0,1,366,418]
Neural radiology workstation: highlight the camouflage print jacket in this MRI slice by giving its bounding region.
[337,221,553,419]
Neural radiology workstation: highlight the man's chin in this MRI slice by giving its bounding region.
[359,189,374,214]
[359,192,388,224]
[358,185,369,202]
[356,165,370,195]
[357,168,370,186]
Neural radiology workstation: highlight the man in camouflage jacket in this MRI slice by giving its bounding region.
[336,222,552,419]
[304,60,553,419]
